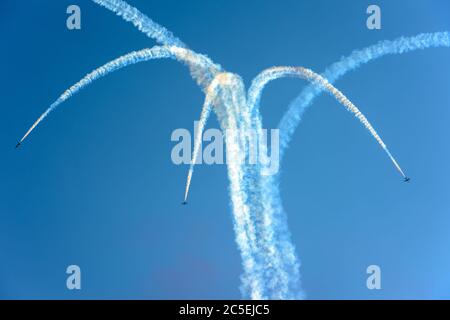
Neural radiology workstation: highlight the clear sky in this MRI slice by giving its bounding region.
[1,0,450,299]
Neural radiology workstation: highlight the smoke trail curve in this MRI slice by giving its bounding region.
[279,32,450,161]
[18,46,221,145]
[92,0,186,48]
[248,66,406,178]
[245,65,390,299]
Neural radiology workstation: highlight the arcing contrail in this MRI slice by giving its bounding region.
[245,65,405,298]
[18,47,171,146]
[17,46,220,146]
[248,66,405,176]
[92,0,186,48]
[279,32,450,161]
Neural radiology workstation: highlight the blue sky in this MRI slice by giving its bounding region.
[1,0,450,299]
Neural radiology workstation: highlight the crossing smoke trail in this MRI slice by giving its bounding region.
[92,0,186,48]
[91,0,221,88]
[248,66,402,176]
[244,65,407,299]
[187,66,386,201]
[212,73,266,299]
[183,66,380,298]
[93,0,221,88]
[244,63,410,298]
[279,32,450,160]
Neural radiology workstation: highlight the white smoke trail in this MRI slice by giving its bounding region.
[245,65,394,299]
[18,47,170,145]
[183,95,214,203]
[91,0,222,88]
[168,46,222,89]
[279,32,450,161]
[17,46,221,145]
[184,75,227,203]
[183,71,291,299]
[248,66,405,178]
[92,0,186,48]
[209,73,267,299]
